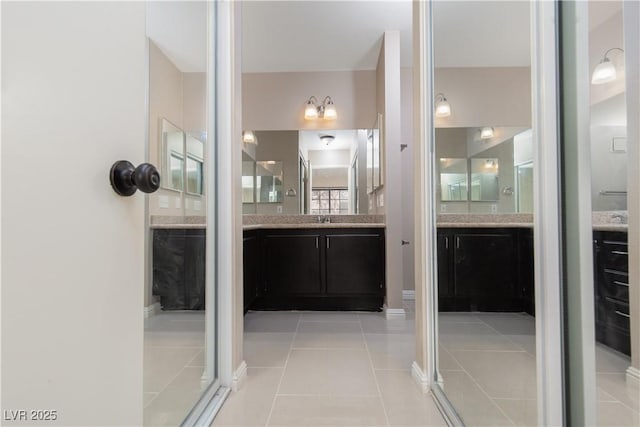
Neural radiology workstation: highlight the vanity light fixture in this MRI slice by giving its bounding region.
[592,48,624,85]
[242,130,257,144]
[304,96,337,121]
[319,134,335,146]
[434,93,451,117]
[480,127,494,139]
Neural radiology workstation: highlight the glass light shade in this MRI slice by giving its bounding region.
[591,59,617,84]
[435,99,451,117]
[323,102,337,120]
[242,130,256,144]
[480,127,494,139]
[304,102,319,120]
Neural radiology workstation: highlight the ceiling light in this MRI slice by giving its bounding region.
[304,96,337,121]
[435,93,451,117]
[319,134,335,146]
[242,130,257,144]
[592,48,624,85]
[480,127,494,139]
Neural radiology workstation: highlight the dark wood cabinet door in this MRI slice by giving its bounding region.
[263,233,322,295]
[453,232,517,310]
[437,233,452,298]
[243,233,259,311]
[325,233,384,295]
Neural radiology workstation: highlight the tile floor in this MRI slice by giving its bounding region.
[143,311,207,426]
[439,312,639,427]
[212,305,447,427]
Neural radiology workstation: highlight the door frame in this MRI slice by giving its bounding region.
[413,1,565,425]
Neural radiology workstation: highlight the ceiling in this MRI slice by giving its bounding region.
[299,129,358,153]
[146,0,532,73]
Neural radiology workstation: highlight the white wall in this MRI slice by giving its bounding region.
[242,70,377,131]
[401,67,415,292]
[2,2,145,425]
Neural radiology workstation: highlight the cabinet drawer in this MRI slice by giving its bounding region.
[600,240,628,272]
[600,269,629,302]
[598,297,630,332]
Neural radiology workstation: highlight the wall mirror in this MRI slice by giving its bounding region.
[186,134,204,195]
[242,129,371,215]
[470,158,499,201]
[439,158,468,201]
[161,118,185,192]
[256,161,283,203]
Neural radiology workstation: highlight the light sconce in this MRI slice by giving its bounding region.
[242,130,257,144]
[304,96,337,121]
[480,127,494,139]
[319,134,335,146]
[435,93,451,117]
[592,48,624,85]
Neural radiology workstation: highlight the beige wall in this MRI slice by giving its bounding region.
[2,2,145,424]
[242,70,377,131]
[401,67,416,291]
[434,67,532,128]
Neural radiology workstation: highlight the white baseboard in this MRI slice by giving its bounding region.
[402,290,415,300]
[411,361,430,394]
[626,366,640,386]
[231,360,247,392]
[383,305,406,319]
[144,302,161,318]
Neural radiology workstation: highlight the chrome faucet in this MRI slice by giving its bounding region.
[611,213,627,223]
[317,215,331,224]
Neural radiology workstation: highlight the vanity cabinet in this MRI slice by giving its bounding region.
[152,228,206,310]
[243,230,260,312]
[594,230,630,355]
[246,227,385,311]
[438,227,532,312]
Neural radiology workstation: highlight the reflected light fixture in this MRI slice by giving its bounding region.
[592,48,624,85]
[304,96,337,120]
[435,93,451,117]
[319,134,335,146]
[242,130,257,144]
[480,127,494,139]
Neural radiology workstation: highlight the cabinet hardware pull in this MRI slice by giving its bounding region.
[613,280,629,287]
[456,236,460,249]
[315,237,319,249]
[445,237,449,249]
[327,237,330,249]
[615,310,630,318]
[611,250,628,255]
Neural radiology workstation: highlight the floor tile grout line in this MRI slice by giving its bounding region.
[594,376,640,414]
[473,315,534,354]
[445,345,518,426]
[359,315,392,427]
[264,314,301,427]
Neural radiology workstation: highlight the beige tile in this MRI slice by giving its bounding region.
[144,367,206,427]
[504,334,537,356]
[144,392,158,408]
[244,333,294,367]
[187,349,204,367]
[475,313,536,335]
[278,349,378,396]
[292,321,365,349]
[438,312,482,324]
[300,311,361,322]
[438,345,463,372]
[212,368,283,426]
[244,311,301,333]
[440,321,504,335]
[493,398,538,426]
[451,350,537,399]
[597,373,640,412]
[375,370,448,426]
[267,395,387,426]
[439,371,513,426]
[596,344,632,373]
[440,333,523,351]
[597,401,640,426]
[144,331,205,348]
[365,333,415,370]
[359,313,415,334]
[143,346,202,392]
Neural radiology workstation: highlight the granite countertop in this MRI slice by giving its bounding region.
[243,223,385,230]
[437,214,533,228]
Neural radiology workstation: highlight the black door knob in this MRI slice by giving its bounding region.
[110,160,161,196]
